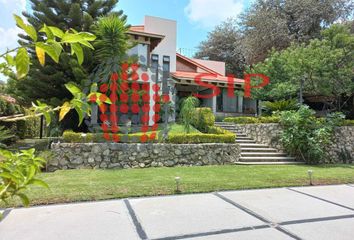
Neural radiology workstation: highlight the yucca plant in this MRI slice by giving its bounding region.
[92,13,131,76]
[180,96,199,133]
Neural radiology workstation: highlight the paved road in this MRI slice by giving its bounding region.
[1,184,354,240]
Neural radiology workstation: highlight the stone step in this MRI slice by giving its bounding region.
[236,139,256,143]
[239,156,297,162]
[236,136,253,140]
[239,143,269,148]
[235,161,304,165]
[241,147,278,152]
[214,122,235,126]
[241,152,288,157]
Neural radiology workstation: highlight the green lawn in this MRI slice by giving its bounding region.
[3,164,354,207]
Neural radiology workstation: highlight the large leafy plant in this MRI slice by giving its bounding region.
[279,106,344,164]
[0,15,101,211]
[180,96,199,133]
[0,149,48,208]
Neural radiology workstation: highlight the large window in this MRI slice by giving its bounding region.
[162,56,170,72]
[151,54,159,69]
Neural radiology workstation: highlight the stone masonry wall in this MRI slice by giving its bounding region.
[234,123,354,163]
[48,143,240,171]
[233,123,285,152]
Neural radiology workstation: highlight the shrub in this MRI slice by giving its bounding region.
[192,107,215,132]
[224,116,280,124]
[262,99,299,116]
[206,126,230,134]
[62,131,157,143]
[167,133,235,143]
[279,106,344,164]
[342,120,354,126]
[0,148,48,209]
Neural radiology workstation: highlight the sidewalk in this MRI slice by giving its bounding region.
[1,184,354,240]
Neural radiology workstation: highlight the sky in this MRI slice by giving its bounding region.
[0,0,254,81]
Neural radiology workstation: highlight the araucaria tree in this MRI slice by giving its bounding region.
[7,0,122,106]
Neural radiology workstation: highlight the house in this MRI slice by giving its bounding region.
[128,16,258,119]
[89,16,259,129]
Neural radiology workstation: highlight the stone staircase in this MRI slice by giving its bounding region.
[215,122,303,165]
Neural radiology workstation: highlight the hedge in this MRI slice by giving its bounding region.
[63,131,157,143]
[223,116,354,126]
[167,133,235,144]
[342,120,354,126]
[224,116,280,124]
[63,130,235,144]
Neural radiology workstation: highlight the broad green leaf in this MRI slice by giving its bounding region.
[13,14,37,41]
[15,47,29,79]
[27,165,36,181]
[65,82,82,96]
[75,106,84,126]
[39,24,54,40]
[17,193,29,206]
[5,54,15,66]
[36,42,60,63]
[48,40,63,57]
[43,111,51,126]
[28,179,49,189]
[78,32,96,41]
[71,43,83,64]
[61,33,83,43]
[59,101,71,121]
[48,26,64,38]
[77,40,94,49]
[35,46,45,66]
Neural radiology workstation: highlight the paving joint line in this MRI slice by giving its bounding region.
[152,224,270,240]
[123,199,148,240]
[213,192,303,240]
[279,214,354,226]
[0,208,12,222]
[287,188,354,211]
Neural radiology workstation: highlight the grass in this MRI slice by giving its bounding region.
[2,164,354,207]
[168,123,200,134]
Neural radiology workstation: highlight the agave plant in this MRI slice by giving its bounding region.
[262,99,299,116]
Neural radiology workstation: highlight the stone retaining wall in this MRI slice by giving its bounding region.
[234,123,354,163]
[48,143,240,171]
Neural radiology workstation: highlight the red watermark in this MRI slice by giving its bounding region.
[89,63,269,143]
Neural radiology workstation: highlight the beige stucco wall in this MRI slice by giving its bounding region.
[144,16,177,72]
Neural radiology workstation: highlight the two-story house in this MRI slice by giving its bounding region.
[88,16,258,129]
[127,16,258,122]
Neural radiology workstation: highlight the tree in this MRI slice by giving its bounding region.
[0,15,99,212]
[240,0,354,63]
[249,23,354,113]
[7,0,121,107]
[195,19,246,77]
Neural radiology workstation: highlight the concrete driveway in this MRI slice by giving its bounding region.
[1,184,354,240]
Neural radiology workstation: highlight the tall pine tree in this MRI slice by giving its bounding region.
[8,0,124,107]
[7,0,127,131]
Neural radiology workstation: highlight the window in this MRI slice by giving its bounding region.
[163,56,170,72]
[151,54,159,69]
